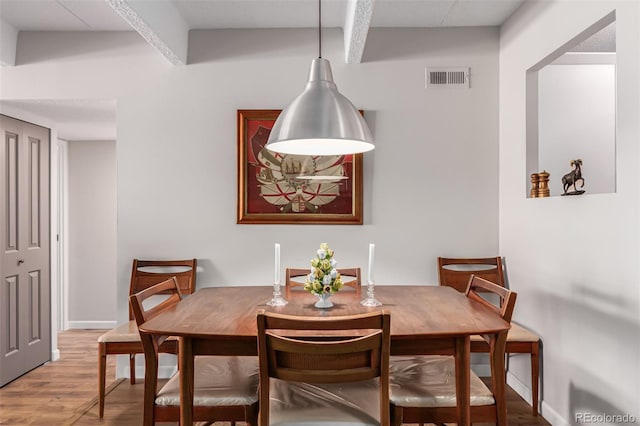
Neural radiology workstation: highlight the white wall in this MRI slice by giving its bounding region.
[1,28,500,376]
[500,1,640,424]
[67,140,117,328]
[538,63,616,196]
[117,26,500,315]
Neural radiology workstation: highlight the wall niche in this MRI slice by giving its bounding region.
[526,11,616,198]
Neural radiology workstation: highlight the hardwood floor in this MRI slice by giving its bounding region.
[0,330,550,425]
[0,330,116,425]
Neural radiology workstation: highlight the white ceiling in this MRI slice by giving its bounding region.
[0,99,117,140]
[0,0,132,31]
[1,0,524,31]
[570,20,616,52]
[0,0,524,141]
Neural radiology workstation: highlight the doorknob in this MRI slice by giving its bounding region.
[17,259,24,266]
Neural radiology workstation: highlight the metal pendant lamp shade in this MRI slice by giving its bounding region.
[266,58,374,156]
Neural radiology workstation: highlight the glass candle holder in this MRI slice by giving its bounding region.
[266,281,288,306]
[360,280,382,307]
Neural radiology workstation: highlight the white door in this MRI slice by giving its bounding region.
[0,115,51,387]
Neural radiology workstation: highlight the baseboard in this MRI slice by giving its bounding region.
[507,371,569,426]
[116,363,177,380]
[541,400,570,426]
[471,363,491,377]
[51,348,60,362]
[507,371,532,404]
[67,320,117,329]
[154,365,177,380]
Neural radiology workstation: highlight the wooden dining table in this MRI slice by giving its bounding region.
[139,285,510,426]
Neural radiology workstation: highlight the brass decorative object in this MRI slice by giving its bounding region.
[530,173,540,198]
[530,171,549,198]
[537,171,550,197]
[561,159,585,196]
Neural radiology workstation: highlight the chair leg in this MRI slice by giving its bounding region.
[246,401,259,426]
[129,353,136,384]
[390,403,402,426]
[98,343,106,418]
[531,343,540,416]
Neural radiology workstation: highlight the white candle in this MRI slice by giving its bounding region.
[368,243,375,284]
[274,243,281,284]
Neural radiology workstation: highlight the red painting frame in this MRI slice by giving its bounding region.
[237,110,363,225]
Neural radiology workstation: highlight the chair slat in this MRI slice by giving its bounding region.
[258,310,390,426]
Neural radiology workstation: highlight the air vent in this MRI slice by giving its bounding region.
[425,67,470,88]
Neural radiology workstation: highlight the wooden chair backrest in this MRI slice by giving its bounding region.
[285,267,361,290]
[129,277,182,349]
[257,310,390,426]
[465,275,516,325]
[129,277,183,425]
[438,256,504,293]
[129,259,196,319]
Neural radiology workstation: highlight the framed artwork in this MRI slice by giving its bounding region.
[237,109,363,225]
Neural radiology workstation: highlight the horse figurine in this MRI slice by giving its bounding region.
[562,159,585,195]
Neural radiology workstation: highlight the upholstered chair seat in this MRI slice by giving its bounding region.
[504,323,540,341]
[156,356,259,407]
[99,322,180,344]
[469,322,538,343]
[268,378,381,426]
[98,321,140,343]
[390,356,494,408]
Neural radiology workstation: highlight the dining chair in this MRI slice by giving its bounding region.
[257,310,391,426]
[130,277,259,426]
[438,256,541,416]
[389,275,517,426]
[285,267,361,296]
[97,258,197,417]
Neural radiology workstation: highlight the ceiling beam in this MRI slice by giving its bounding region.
[343,0,374,64]
[0,18,18,66]
[105,0,188,66]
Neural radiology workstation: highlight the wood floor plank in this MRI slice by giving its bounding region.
[0,330,115,425]
[0,330,550,425]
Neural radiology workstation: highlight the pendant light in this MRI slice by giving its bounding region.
[266,0,374,156]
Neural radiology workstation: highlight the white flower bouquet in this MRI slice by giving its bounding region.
[304,243,344,296]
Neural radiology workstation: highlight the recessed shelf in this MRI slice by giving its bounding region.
[526,11,616,198]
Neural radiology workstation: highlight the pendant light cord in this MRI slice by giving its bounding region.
[318,0,322,58]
